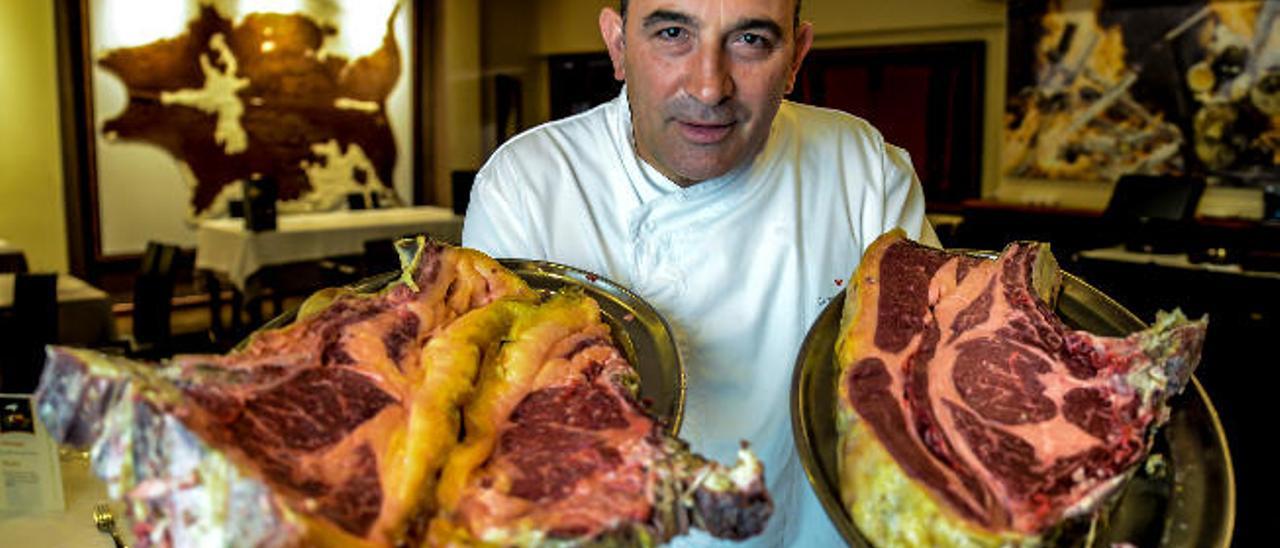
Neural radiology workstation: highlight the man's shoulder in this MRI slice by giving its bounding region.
[778,101,886,148]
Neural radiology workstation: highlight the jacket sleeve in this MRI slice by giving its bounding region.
[460,156,543,259]
[881,144,941,248]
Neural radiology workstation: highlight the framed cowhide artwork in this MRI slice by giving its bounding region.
[54,0,431,276]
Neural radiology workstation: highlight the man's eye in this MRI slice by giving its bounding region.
[656,27,686,40]
[737,33,770,48]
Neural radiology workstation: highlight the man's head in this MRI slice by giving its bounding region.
[619,0,801,29]
[600,0,813,186]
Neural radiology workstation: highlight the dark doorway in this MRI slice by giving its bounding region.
[791,42,986,205]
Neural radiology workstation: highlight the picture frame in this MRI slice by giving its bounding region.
[54,0,433,278]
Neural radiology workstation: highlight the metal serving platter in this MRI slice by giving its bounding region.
[255,259,686,432]
[791,259,1235,547]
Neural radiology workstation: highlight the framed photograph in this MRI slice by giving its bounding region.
[56,0,430,275]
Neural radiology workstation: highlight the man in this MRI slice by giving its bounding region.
[463,0,938,545]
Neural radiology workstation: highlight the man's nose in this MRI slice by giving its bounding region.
[685,44,733,106]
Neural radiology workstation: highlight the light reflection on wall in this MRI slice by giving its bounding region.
[324,0,400,59]
[235,0,306,17]
[96,0,400,59]
[98,0,192,49]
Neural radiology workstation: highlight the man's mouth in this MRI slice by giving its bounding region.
[675,120,735,144]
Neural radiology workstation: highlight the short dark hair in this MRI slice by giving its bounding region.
[620,0,802,30]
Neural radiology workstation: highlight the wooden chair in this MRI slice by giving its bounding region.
[363,238,400,277]
[129,242,180,358]
[97,242,187,360]
[0,251,27,274]
[0,273,58,393]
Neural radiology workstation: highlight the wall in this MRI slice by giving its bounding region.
[433,0,485,209]
[0,0,70,272]
[481,0,611,156]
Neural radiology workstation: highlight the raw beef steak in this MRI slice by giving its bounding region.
[37,238,538,546]
[35,238,771,547]
[429,292,771,545]
[835,230,1206,546]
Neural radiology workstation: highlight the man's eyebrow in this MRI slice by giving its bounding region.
[641,9,697,29]
[727,18,784,38]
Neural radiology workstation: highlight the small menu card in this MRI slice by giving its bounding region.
[0,394,65,512]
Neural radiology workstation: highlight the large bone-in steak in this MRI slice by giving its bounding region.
[835,230,1207,546]
[34,238,771,547]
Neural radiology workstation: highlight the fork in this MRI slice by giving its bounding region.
[92,503,127,548]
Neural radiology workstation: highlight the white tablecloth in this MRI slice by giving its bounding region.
[195,206,464,289]
[0,454,126,547]
[0,274,117,346]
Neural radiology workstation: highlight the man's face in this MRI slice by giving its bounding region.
[601,0,813,186]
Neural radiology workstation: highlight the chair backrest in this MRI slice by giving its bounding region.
[1104,174,1205,223]
[132,243,180,347]
[363,238,400,276]
[1105,175,1206,252]
[451,170,478,215]
[139,241,179,277]
[0,251,27,274]
[1,273,57,393]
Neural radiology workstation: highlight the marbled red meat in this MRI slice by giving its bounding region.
[835,230,1206,545]
[35,238,773,547]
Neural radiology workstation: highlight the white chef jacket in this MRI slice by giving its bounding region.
[463,88,938,546]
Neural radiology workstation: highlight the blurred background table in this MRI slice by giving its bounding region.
[0,273,116,346]
[195,206,463,290]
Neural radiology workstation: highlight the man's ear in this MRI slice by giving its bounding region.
[785,20,815,94]
[600,8,626,81]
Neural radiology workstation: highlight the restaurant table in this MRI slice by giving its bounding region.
[0,274,117,346]
[0,452,128,547]
[195,206,464,291]
[195,206,463,335]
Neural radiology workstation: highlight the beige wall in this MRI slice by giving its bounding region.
[433,0,485,208]
[481,0,612,154]
[0,0,69,272]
